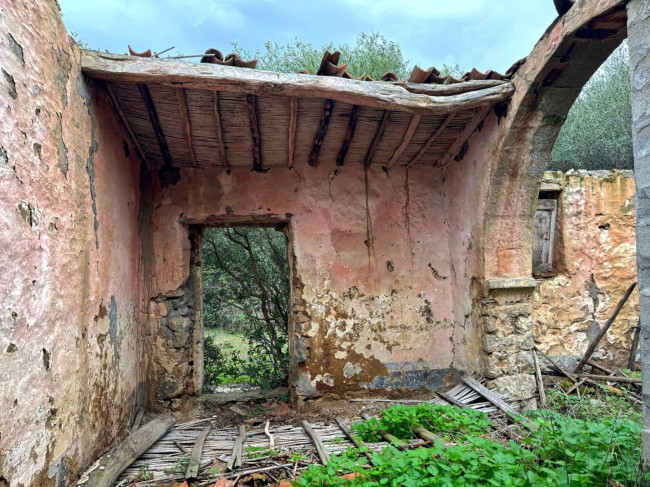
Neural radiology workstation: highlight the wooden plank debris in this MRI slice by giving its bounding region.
[532,349,547,408]
[227,424,247,470]
[361,413,408,451]
[335,416,371,459]
[534,346,578,383]
[82,51,516,116]
[462,376,538,431]
[131,408,144,431]
[77,414,175,487]
[580,373,641,384]
[573,282,637,372]
[186,425,213,479]
[264,420,275,449]
[627,321,641,370]
[302,419,330,465]
[436,390,468,409]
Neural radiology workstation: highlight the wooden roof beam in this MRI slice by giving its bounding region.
[104,82,146,163]
[137,83,172,167]
[436,105,493,168]
[288,97,297,168]
[212,91,228,167]
[82,51,515,116]
[175,87,197,166]
[309,99,334,167]
[336,105,360,166]
[386,114,421,169]
[245,94,264,172]
[364,110,389,167]
[407,113,456,168]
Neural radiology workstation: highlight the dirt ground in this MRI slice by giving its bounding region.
[152,388,437,429]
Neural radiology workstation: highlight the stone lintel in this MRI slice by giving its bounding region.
[485,277,537,295]
[540,181,562,191]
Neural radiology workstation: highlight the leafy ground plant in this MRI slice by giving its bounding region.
[296,403,647,487]
[352,403,491,442]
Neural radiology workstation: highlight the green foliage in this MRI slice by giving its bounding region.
[202,227,289,390]
[232,32,462,81]
[351,403,491,442]
[295,403,647,487]
[550,42,633,171]
[246,445,279,459]
[203,335,251,388]
[163,455,190,475]
[546,388,642,424]
[138,464,153,481]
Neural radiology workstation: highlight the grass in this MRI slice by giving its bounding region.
[204,328,249,358]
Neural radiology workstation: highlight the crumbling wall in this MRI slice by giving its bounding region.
[146,160,468,400]
[444,111,537,408]
[0,2,143,485]
[532,170,639,367]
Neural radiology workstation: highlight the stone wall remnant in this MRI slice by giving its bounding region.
[531,170,639,368]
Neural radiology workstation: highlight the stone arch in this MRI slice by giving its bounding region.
[483,0,628,279]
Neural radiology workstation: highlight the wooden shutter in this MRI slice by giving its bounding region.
[532,199,557,273]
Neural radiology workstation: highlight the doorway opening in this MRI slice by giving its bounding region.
[201,226,290,394]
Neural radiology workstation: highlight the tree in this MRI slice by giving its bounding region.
[232,32,462,81]
[202,227,289,389]
[550,42,633,171]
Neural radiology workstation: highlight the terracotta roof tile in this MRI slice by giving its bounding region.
[127,46,524,84]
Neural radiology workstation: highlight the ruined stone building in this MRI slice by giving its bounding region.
[1,0,648,485]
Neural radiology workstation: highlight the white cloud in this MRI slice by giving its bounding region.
[343,0,489,20]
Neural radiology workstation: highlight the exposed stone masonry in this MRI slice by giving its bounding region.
[149,279,197,409]
[481,278,537,409]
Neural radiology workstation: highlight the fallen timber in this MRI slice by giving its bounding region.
[79,375,528,486]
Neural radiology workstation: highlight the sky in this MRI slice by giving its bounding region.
[58,0,559,75]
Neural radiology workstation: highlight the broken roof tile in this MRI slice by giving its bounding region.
[127,46,523,85]
[200,49,257,68]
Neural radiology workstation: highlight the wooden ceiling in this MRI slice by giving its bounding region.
[82,51,515,172]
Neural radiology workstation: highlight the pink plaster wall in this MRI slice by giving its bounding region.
[147,159,470,395]
[0,2,142,485]
[443,113,507,372]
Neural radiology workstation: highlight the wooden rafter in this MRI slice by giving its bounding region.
[104,82,146,163]
[288,97,297,168]
[175,87,197,166]
[364,110,389,167]
[137,83,172,167]
[436,105,493,167]
[82,51,515,116]
[406,113,456,168]
[309,99,334,167]
[386,114,422,169]
[336,105,360,166]
[212,91,229,167]
[245,94,264,172]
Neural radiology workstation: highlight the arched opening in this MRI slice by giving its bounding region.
[483,0,629,279]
